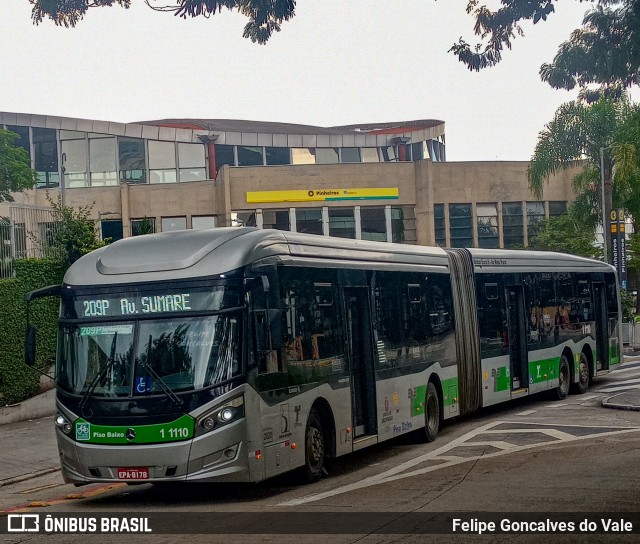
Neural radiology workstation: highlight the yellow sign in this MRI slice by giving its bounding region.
[246,188,399,204]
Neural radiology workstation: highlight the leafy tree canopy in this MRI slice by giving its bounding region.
[0,129,38,202]
[29,0,296,44]
[528,208,600,259]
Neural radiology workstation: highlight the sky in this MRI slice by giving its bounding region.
[0,0,633,161]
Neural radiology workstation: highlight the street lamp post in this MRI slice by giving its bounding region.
[600,146,608,262]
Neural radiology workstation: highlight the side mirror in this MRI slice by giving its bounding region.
[25,324,37,367]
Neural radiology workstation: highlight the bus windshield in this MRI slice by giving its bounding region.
[57,315,241,397]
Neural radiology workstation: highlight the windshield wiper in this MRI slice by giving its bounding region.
[139,335,183,409]
[78,333,118,415]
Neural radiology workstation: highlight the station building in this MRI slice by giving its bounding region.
[0,111,579,252]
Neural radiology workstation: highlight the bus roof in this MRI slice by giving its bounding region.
[467,247,614,274]
[64,228,450,287]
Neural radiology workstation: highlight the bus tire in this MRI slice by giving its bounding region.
[571,352,589,395]
[302,410,325,483]
[424,382,440,442]
[556,354,571,400]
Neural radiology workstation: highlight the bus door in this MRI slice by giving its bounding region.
[345,287,377,438]
[506,285,529,391]
[593,283,609,371]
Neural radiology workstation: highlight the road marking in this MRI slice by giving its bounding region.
[3,483,126,513]
[515,410,536,416]
[18,483,61,494]
[599,384,640,393]
[279,422,640,507]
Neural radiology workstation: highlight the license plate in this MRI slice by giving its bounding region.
[117,467,149,480]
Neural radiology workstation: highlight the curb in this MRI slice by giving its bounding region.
[602,394,640,412]
[0,467,60,488]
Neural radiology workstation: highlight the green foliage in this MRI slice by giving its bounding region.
[0,259,64,404]
[620,288,636,320]
[528,211,601,259]
[0,129,38,202]
[132,216,155,236]
[29,0,296,44]
[37,194,108,268]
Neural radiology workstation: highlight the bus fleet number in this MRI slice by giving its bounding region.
[159,427,189,439]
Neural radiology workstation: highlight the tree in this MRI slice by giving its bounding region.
[528,97,638,249]
[0,129,37,202]
[37,195,109,268]
[528,210,600,258]
[29,0,296,44]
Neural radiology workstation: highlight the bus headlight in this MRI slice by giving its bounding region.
[195,395,245,436]
[55,413,73,435]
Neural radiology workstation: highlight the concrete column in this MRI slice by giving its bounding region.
[214,165,232,227]
[414,159,435,246]
[120,182,131,238]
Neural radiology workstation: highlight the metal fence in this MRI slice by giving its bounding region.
[0,204,58,278]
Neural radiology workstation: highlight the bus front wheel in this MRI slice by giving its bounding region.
[556,355,571,400]
[424,382,440,442]
[302,410,325,483]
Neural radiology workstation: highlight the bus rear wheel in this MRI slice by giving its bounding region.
[424,382,440,442]
[571,352,590,395]
[302,410,325,483]
[556,355,571,400]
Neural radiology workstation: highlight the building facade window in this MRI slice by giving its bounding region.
[265,147,290,165]
[61,137,88,188]
[178,143,207,181]
[131,217,156,236]
[296,208,323,235]
[118,137,146,184]
[237,146,264,167]
[328,208,356,239]
[33,127,59,188]
[149,140,176,184]
[231,211,256,227]
[291,148,315,165]
[89,136,117,187]
[161,216,187,232]
[361,148,380,163]
[214,144,235,171]
[391,206,415,243]
[477,203,499,248]
[101,220,123,242]
[449,203,473,248]
[502,202,524,248]
[191,216,216,230]
[315,148,339,164]
[434,204,446,246]
[360,207,386,241]
[262,209,290,231]
[549,201,567,217]
[379,146,397,162]
[526,201,545,243]
[340,148,361,163]
[6,125,30,156]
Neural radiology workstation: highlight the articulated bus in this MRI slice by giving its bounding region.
[25,228,621,485]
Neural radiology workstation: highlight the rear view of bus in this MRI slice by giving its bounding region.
[25,229,267,485]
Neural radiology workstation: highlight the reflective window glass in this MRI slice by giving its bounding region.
[89,137,117,186]
[6,125,30,156]
[549,201,567,217]
[178,143,206,168]
[477,203,499,248]
[379,146,397,162]
[296,208,323,235]
[361,148,380,163]
[265,147,290,165]
[231,211,257,227]
[161,216,187,232]
[291,148,315,165]
[101,220,123,242]
[61,139,87,188]
[148,141,176,169]
[237,146,263,166]
[262,209,290,231]
[527,201,545,242]
[214,144,235,170]
[179,168,207,182]
[118,138,146,184]
[131,217,156,236]
[192,216,216,230]
[329,208,355,239]
[150,170,177,184]
[360,207,386,241]
[340,148,361,163]
[315,148,339,164]
[33,127,59,188]
[502,202,523,248]
[449,203,473,248]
